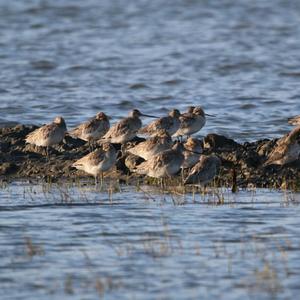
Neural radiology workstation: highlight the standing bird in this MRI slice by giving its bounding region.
[139,109,181,137]
[182,137,203,169]
[173,106,213,139]
[133,142,185,179]
[264,126,300,166]
[25,116,67,158]
[72,143,116,184]
[101,109,157,144]
[69,112,110,142]
[184,155,221,185]
[127,129,172,160]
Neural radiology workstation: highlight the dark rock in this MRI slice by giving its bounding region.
[2,121,300,189]
[125,154,144,170]
[115,155,129,174]
[63,135,86,148]
[0,162,18,175]
[0,141,10,152]
[203,134,240,151]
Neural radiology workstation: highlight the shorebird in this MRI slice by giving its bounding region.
[288,115,300,126]
[139,109,181,137]
[25,116,67,157]
[264,126,300,166]
[69,112,109,142]
[184,155,221,185]
[127,129,172,160]
[72,143,116,183]
[133,142,185,179]
[173,106,213,139]
[182,137,203,169]
[101,109,157,144]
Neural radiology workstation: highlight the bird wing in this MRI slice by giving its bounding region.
[69,124,84,137]
[178,113,195,128]
[140,117,173,134]
[186,156,217,183]
[26,123,57,141]
[73,149,106,167]
[265,144,288,164]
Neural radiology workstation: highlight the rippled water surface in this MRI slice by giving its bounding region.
[2,1,300,299]
[0,182,300,299]
[1,0,300,140]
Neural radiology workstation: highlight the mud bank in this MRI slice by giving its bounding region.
[1,124,300,189]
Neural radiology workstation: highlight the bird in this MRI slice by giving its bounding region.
[127,129,172,160]
[139,109,181,137]
[101,109,157,144]
[288,115,300,126]
[264,126,300,166]
[173,106,213,139]
[182,137,203,169]
[184,155,221,185]
[69,112,109,142]
[133,142,185,179]
[25,116,67,158]
[72,143,116,183]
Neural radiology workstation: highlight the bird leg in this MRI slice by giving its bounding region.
[46,146,50,162]
[181,168,185,185]
[94,175,98,186]
[88,138,94,152]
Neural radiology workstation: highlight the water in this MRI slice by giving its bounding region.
[1,0,300,140]
[0,182,300,299]
[1,1,300,299]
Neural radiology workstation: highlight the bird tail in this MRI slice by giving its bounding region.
[25,131,36,144]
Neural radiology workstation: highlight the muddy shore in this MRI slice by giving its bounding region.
[1,124,300,190]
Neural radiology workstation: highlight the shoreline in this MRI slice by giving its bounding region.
[1,124,300,190]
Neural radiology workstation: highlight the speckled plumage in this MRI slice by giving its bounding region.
[184,155,221,185]
[101,109,155,144]
[127,129,172,160]
[139,109,181,136]
[72,143,116,177]
[264,126,300,166]
[134,142,185,178]
[25,116,67,147]
[182,137,203,169]
[69,112,109,141]
[173,106,206,137]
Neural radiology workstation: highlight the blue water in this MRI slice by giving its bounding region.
[1,1,300,299]
[1,182,300,299]
[1,0,300,140]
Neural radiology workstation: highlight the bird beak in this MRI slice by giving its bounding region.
[205,113,216,117]
[141,113,158,118]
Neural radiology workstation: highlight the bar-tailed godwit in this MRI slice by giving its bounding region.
[264,126,300,166]
[69,112,109,142]
[184,155,221,185]
[139,109,181,137]
[72,143,116,182]
[173,106,213,138]
[182,137,203,169]
[25,116,67,158]
[134,142,184,178]
[101,109,157,144]
[127,129,172,160]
